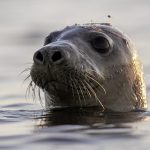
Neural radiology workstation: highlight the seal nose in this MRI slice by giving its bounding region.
[33,51,44,64]
[33,49,65,65]
[51,51,63,63]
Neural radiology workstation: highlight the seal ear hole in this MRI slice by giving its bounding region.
[91,36,111,55]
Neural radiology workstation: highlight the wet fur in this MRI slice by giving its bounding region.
[28,24,147,112]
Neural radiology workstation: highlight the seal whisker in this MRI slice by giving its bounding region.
[75,79,86,106]
[83,79,105,110]
[71,78,82,106]
[20,68,31,75]
[80,80,92,98]
[32,83,36,101]
[25,81,32,99]
[24,74,31,82]
[69,74,76,101]
[38,87,44,107]
[70,82,75,101]
[38,87,41,100]
[85,73,106,95]
[86,69,104,80]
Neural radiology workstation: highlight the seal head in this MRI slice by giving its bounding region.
[30,24,147,112]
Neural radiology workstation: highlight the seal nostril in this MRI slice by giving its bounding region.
[51,51,62,62]
[34,51,44,64]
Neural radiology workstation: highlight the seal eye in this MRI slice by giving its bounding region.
[91,36,110,54]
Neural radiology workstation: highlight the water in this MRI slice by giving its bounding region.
[0,0,150,149]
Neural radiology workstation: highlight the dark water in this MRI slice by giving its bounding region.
[1,107,150,150]
[0,0,150,149]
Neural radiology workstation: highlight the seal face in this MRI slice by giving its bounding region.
[30,24,147,112]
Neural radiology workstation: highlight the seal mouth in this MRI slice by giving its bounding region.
[30,62,106,96]
[43,78,102,94]
[43,80,68,90]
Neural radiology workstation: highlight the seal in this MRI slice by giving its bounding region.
[30,23,147,112]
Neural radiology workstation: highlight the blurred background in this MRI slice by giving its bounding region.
[0,0,150,150]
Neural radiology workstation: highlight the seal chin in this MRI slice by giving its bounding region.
[44,81,69,94]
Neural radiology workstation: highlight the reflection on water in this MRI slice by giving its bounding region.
[0,0,150,149]
[0,103,150,149]
[0,98,150,149]
[36,107,146,127]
